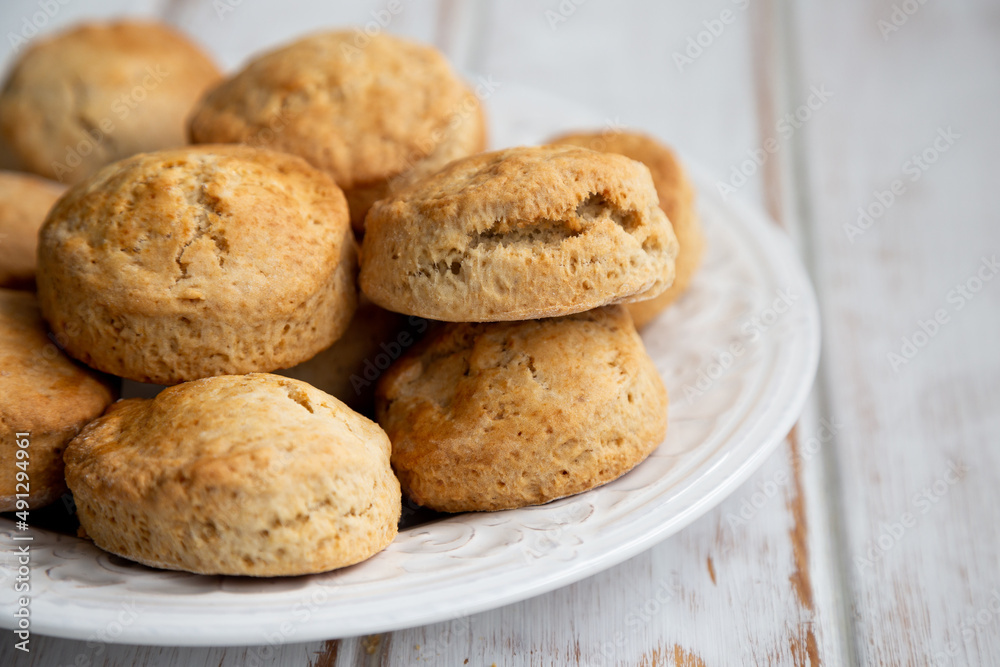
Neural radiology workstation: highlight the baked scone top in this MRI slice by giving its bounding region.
[67,374,391,489]
[64,373,400,575]
[361,145,679,321]
[550,130,694,229]
[189,31,470,189]
[550,130,704,327]
[38,144,353,319]
[0,21,220,183]
[0,289,115,433]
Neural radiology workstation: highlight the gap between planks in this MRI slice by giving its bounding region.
[756,0,860,664]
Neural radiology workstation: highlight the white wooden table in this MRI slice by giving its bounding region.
[3,1,998,664]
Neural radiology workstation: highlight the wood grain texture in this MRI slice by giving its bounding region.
[3,0,995,664]
[791,0,1000,665]
[0,0,837,665]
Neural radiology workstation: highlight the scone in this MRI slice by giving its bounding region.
[0,21,220,184]
[279,300,428,416]
[188,31,486,232]
[550,130,704,327]
[0,172,65,289]
[0,289,116,511]
[65,374,401,576]
[360,145,679,322]
[376,306,668,512]
[37,145,357,385]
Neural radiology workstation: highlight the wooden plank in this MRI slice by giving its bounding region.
[791,0,1000,664]
[0,1,862,664]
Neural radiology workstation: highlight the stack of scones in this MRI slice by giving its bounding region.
[0,22,703,576]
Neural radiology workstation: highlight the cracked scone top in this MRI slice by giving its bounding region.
[188,31,486,232]
[37,145,358,385]
[65,374,401,576]
[549,130,704,328]
[0,21,220,184]
[376,306,668,511]
[360,145,679,322]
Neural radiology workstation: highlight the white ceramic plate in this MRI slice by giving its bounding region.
[0,86,820,646]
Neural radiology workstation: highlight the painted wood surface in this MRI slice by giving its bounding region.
[1,0,996,664]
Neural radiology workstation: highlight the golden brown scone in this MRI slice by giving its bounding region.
[278,300,429,417]
[342,89,487,236]
[550,131,704,327]
[360,145,679,322]
[65,374,400,576]
[0,289,116,511]
[376,306,668,512]
[188,31,486,233]
[0,172,65,289]
[0,21,220,184]
[37,145,357,385]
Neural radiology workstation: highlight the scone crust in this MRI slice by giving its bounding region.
[376,306,668,512]
[279,299,425,416]
[360,145,679,322]
[0,172,65,289]
[344,85,488,234]
[189,31,484,229]
[65,374,401,576]
[0,289,116,510]
[37,145,357,385]
[550,131,704,326]
[0,21,220,184]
